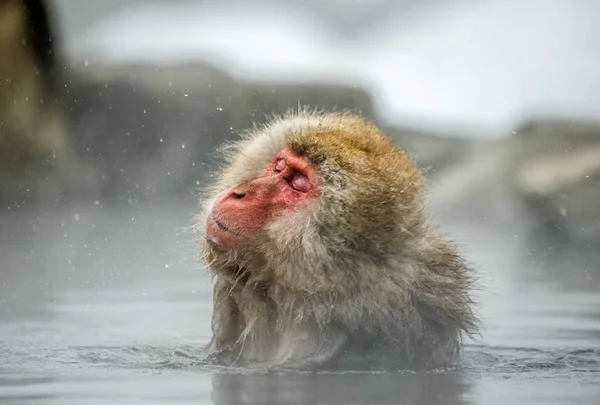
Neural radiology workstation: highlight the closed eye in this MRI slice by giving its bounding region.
[275,158,311,192]
[289,172,311,192]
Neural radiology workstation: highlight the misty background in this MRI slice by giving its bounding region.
[52,0,600,135]
[1,1,599,404]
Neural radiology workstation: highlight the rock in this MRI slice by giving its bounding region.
[0,0,75,207]
[0,0,386,207]
[58,60,479,206]
[0,0,476,209]
[510,119,600,244]
[56,61,377,204]
[427,117,600,284]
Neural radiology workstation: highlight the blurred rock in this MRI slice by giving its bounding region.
[59,60,482,207]
[508,120,600,279]
[511,119,600,244]
[0,0,477,209]
[57,61,378,204]
[0,0,78,207]
[428,118,600,281]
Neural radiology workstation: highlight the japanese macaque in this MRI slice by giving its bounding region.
[196,110,479,370]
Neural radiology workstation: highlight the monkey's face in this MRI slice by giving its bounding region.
[205,147,321,250]
[198,111,426,283]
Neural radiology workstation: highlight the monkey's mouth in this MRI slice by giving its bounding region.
[211,214,241,236]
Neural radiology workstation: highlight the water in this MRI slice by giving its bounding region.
[1,199,599,404]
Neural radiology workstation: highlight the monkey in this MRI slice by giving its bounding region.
[195,110,479,370]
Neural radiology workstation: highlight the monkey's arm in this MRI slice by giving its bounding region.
[408,241,478,368]
[204,278,244,356]
[271,322,348,369]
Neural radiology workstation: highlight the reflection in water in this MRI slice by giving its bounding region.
[211,371,470,405]
[0,377,57,404]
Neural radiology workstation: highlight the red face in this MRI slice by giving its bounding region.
[205,147,320,249]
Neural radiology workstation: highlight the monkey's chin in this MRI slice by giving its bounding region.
[205,216,244,250]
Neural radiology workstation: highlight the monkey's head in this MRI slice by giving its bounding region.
[197,111,426,290]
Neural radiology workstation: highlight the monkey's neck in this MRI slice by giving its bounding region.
[218,265,275,296]
[224,265,250,286]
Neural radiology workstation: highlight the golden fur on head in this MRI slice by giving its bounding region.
[196,109,479,370]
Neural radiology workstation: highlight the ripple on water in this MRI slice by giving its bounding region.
[17,343,593,379]
[460,345,600,382]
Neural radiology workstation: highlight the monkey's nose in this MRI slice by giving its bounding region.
[229,187,246,199]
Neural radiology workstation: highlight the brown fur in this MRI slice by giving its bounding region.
[196,110,479,370]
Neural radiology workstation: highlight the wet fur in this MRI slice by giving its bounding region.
[195,110,479,370]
